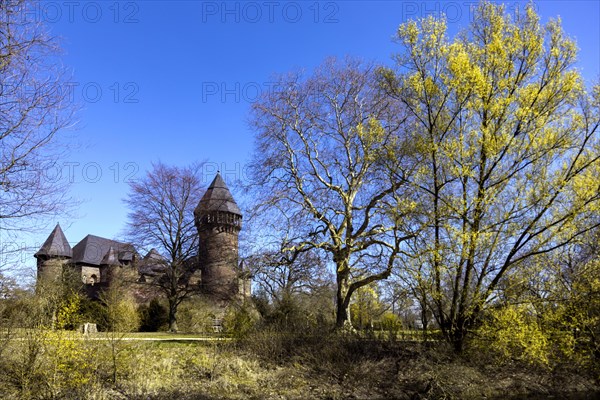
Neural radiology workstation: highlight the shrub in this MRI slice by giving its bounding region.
[176,298,216,333]
[471,304,550,366]
[222,304,260,338]
[380,312,402,340]
[55,291,83,330]
[139,298,169,332]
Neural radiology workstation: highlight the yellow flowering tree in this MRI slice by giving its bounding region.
[474,304,550,365]
[380,1,600,351]
[350,284,385,330]
[55,291,82,330]
[541,236,600,367]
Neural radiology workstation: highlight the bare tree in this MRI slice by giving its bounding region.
[1,0,76,271]
[246,241,328,305]
[124,162,205,332]
[247,58,418,329]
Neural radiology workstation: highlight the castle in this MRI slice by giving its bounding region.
[34,173,250,305]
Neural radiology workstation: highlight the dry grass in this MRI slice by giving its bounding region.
[0,329,598,399]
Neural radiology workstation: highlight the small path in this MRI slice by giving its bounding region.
[7,335,232,342]
[99,336,232,341]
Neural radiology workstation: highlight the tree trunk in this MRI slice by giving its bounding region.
[111,343,118,384]
[168,300,178,332]
[335,297,352,329]
[169,315,178,332]
[335,270,353,330]
[447,314,471,353]
[420,305,429,332]
[449,327,465,353]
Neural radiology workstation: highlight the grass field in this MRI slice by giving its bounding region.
[1,328,599,399]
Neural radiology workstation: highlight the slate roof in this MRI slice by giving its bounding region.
[34,224,72,258]
[100,246,120,266]
[143,248,164,263]
[72,235,135,266]
[138,248,168,276]
[194,173,242,216]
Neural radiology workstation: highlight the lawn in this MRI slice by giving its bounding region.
[1,328,599,399]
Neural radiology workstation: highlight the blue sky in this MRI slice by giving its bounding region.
[9,0,600,276]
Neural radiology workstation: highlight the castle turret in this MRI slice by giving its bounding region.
[99,246,119,285]
[34,223,72,281]
[194,173,242,300]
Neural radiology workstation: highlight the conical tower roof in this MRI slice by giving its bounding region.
[139,248,167,275]
[34,223,72,258]
[195,173,242,216]
[143,248,164,263]
[100,246,120,266]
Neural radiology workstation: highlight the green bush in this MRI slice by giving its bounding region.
[380,312,402,340]
[78,298,107,330]
[139,298,169,332]
[176,298,218,333]
[222,304,260,338]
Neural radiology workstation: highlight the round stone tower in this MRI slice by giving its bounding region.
[194,173,242,300]
[34,223,72,282]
